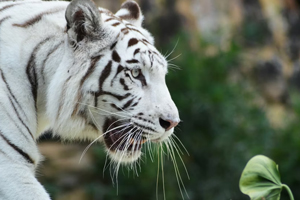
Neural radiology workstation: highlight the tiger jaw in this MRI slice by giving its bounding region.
[102,117,172,163]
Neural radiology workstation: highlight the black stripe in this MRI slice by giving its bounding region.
[121,28,129,35]
[0,70,34,139]
[94,95,98,107]
[110,103,122,111]
[94,61,132,102]
[0,69,27,121]
[142,39,150,44]
[112,51,121,63]
[105,18,114,22]
[156,57,164,66]
[110,65,124,86]
[110,41,118,50]
[0,131,34,164]
[100,92,131,101]
[119,78,129,90]
[81,55,103,87]
[0,149,8,159]
[94,61,112,106]
[152,51,160,57]
[94,92,131,106]
[126,59,139,64]
[7,96,34,139]
[0,3,20,13]
[26,37,53,111]
[136,70,147,86]
[133,48,140,56]
[135,116,155,125]
[56,76,72,118]
[148,50,154,68]
[112,22,120,27]
[133,122,156,132]
[131,101,139,107]
[0,4,15,12]
[128,38,139,48]
[116,65,124,76]
[13,8,65,28]
[118,14,135,21]
[0,2,40,13]
[41,41,63,83]
[122,98,134,110]
[98,61,112,92]
[0,16,10,26]
[72,55,103,115]
[0,102,32,142]
[127,27,145,37]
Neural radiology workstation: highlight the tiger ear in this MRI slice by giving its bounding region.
[65,0,102,43]
[115,1,144,27]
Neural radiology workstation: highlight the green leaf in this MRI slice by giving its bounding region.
[239,155,282,200]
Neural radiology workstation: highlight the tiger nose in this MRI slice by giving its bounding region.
[159,118,179,131]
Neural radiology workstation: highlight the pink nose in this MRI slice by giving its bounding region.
[159,118,179,131]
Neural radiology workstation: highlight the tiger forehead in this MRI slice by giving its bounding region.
[108,41,167,72]
[101,10,145,38]
[124,38,167,70]
[109,43,167,69]
[98,10,167,70]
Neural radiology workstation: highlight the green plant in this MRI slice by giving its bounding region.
[240,155,294,200]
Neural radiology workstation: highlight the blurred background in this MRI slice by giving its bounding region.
[39,0,300,199]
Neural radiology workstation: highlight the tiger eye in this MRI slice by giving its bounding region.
[131,69,140,78]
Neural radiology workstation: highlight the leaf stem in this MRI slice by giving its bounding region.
[282,184,294,200]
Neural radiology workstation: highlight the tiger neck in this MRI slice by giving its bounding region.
[35,35,67,136]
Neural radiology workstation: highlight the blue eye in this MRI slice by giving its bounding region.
[131,69,140,78]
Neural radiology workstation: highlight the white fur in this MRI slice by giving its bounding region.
[0,0,179,199]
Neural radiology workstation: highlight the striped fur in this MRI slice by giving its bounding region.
[0,0,179,199]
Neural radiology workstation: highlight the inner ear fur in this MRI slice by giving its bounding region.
[65,0,102,43]
[115,1,144,27]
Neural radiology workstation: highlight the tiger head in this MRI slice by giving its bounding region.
[47,0,179,163]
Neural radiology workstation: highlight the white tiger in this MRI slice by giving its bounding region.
[0,0,180,199]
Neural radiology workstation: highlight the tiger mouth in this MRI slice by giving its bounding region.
[103,117,147,152]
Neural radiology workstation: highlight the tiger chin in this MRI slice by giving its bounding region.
[0,0,179,199]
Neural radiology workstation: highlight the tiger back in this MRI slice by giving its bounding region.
[0,0,179,199]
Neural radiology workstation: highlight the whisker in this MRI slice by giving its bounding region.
[160,143,166,200]
[78,102,130,118]
[103,152,110,176]
[108,126,133,152]
[169,138,190,180]
[165,140,185,200]
[168,63,182,71]
[167,53,182,63]
[167,139,189,199]
[165,38,180,59]
[108,131,128,189]
[110,132,132,190]
[110,128,133,152]
[79,122,131,163]
[156,144,160,200]
[170,137,184,155]
[172,134,190,156]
